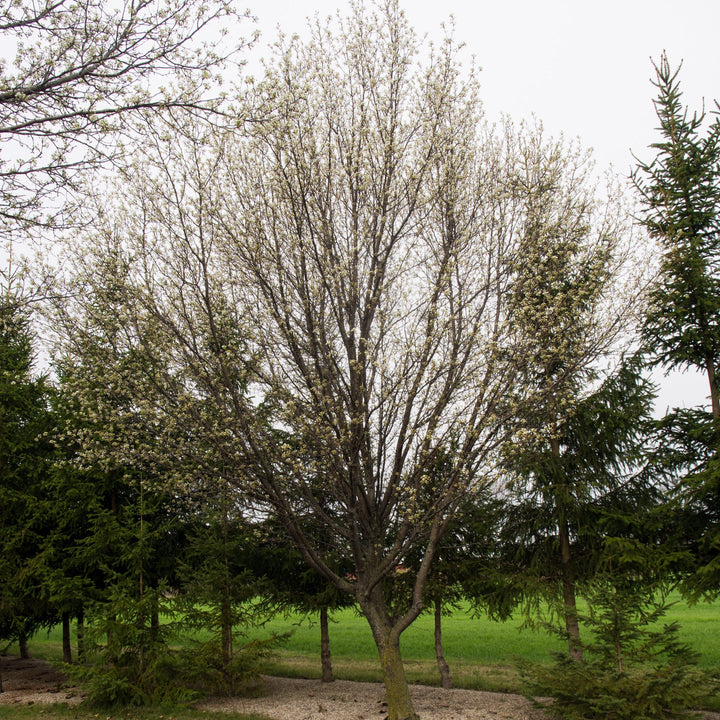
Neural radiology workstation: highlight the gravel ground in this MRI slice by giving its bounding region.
[3,656,719,720]
[197,675,550,720]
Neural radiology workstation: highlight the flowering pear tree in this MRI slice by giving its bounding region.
[50,3,649,717]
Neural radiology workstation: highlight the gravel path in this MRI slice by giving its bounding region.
[197,676,549,720]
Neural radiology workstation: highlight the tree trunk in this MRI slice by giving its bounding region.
[220,498,233,667]
[434,595,452,689]
[62,612,73,663]
[18,631,29,659]
[221,596,233,666]
[561,570,583,662]
[361,587,419,720]
[552,435,583,662]
[376,632,417,720]
[150,593,160,643]
[559,517,582,662]
[320,605,334,683]
[705,357,719,420]
[0,654,4,693]
[77,607,85,661]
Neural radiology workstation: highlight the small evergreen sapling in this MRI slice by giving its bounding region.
[522,577,716,720]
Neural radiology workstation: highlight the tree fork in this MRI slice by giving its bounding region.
[360,585,420,720]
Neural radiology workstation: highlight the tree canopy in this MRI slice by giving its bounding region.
[0,0,252,246]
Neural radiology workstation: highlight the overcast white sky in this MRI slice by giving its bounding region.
[250,0,720,175]
[247,0,719,412]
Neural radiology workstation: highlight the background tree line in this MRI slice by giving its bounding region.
[1,2,719,719]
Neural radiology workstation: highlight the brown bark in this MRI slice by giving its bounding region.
[706,357,719,420]
[552,436,583,662]
[18,631,29,659]
[62,612,73,663]
[320,605,334,683]
[377,635,417,720]
[434,595,452,689]
[221,596,233,666]
[361,586,419,720]
[560,558,583,663]
[77,607,85,661]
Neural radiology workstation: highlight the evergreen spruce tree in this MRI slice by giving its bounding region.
[633,54,720,598]
[498,359,659,658]
[524,575,714,720]
[0,294,54,689]
[633,54,720,415]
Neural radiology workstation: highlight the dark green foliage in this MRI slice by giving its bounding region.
[69,584,287,707]
[174,634,289,697]
[527,651,712,720]
[648,408,720,598]
[633,54,720,385]
[491,359,659,646]
[522,581,716,720]
[0,297,55,644]
[65,582,187,708]
[68,643,197,709]
[633,53,720,600]
[177,499,275,669]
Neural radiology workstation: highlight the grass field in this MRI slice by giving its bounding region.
[2,595,717,720]
[0,706,270,720]
[18,592,720,694]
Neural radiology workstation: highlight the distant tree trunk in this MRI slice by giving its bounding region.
[559,516,582,662]
[0,655,4,693]
[705,356,719,420]
[220,497,233,667]
[320,605,334,683]
[77,608,85,661]
[150,593,160,643]
[221,596,233,666]
[551,435,583,663]
[434,595,452,689]
[62,612,73,663]
[18,631,29,659]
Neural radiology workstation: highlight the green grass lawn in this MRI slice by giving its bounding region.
[19,592,719,695]
[0,706,272,720]
[242,594,720,667]
[3,595,717,720]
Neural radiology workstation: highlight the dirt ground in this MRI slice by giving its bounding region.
[0,655,84,705]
